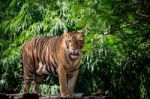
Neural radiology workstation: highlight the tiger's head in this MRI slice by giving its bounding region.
[63,31,84,59]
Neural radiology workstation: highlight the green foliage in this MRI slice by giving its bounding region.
[0,0,150,99]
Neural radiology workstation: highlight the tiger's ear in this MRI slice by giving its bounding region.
[78,31,84,38]
[63,29,68,35]
[77,30,84,37]
[82,27,88,37]
[81,32,84,37]
[63,29,68,37]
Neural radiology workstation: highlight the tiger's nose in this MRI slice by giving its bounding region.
[72,49,77,54]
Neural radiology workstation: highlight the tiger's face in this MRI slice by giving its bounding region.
[63,31,84,59]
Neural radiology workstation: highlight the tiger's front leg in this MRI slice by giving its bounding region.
[32,75,44,94]
[23,70,32,93]
[23,76,31,93]
[57,68,69,97]
[68,70,79,96]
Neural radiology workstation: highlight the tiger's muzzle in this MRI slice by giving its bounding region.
[69,49,80,59]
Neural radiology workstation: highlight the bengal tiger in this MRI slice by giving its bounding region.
[21,31,84,97]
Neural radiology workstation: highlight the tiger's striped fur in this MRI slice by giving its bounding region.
[21,31,84,96]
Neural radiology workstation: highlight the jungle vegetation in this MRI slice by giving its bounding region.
[0,0,150,99]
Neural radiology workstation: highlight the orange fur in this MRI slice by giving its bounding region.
[21,31,84,96]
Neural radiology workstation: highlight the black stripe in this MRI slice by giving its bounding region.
[65,54,70,65]
[34,38,40,49]
[31,52,36,73]
[70,61,80,72]
[74,61,80,70]
[70,66,80,73]
[39,38,46,54]
[63,64,80,73]
[53,58,58,68]
[65,41,69,49]
[53,66,57,75]
[46,64,52,74]
[48,62,57,75]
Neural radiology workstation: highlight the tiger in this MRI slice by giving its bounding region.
[21,31,84,97]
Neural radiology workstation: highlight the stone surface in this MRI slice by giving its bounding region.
[0,93,113,99]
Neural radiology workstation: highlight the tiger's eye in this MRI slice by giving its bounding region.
[68,40,72,42]
[78,40,84,48]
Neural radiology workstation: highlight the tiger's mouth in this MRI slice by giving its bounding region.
[70,53,79,59]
